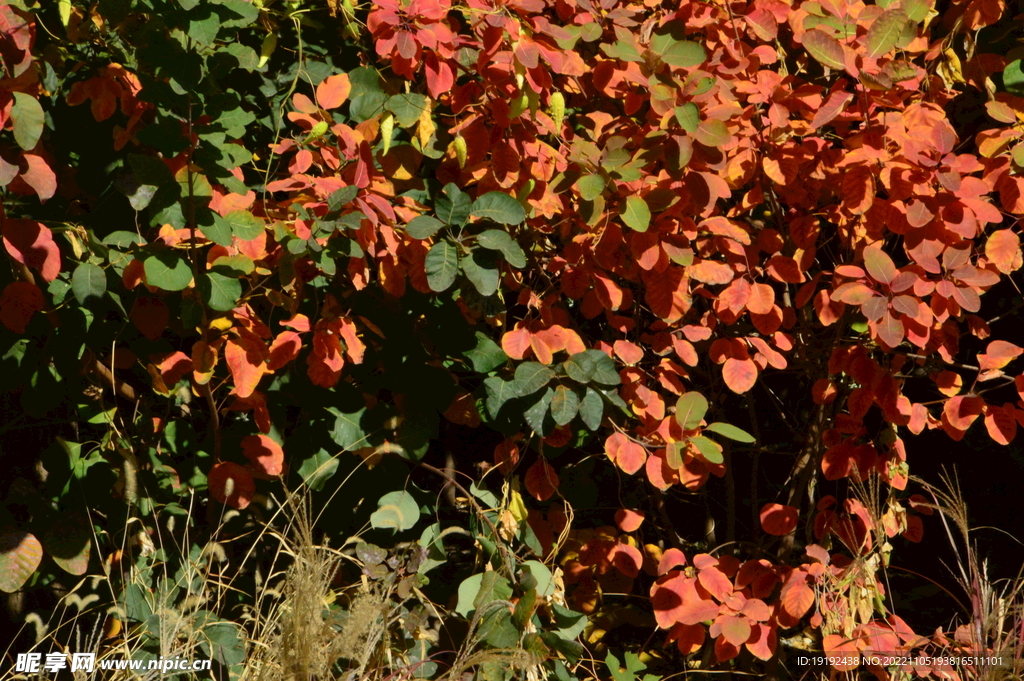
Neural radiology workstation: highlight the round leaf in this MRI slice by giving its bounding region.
[370,491,421,532]
[11,93,44,151]
[675,392,709,430]
[0,531,43,593]
[144,252,194,291]
[199,272,242,312]
[470,191,527,225]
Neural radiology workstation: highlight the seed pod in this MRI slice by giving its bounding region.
[509,92,529,119]
[548,91,565,133]
[380,112,395,155]
[258,33,277,69]
[453,134,468,168]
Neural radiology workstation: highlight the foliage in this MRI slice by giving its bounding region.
[3,0,1024,678]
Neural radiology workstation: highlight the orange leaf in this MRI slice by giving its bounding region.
[241,434,285,479]
[613,340,644,365]
[759,503,798,536]
[208,462,255,510]
[780,573,815,618]
[984,404,1016,445]
[20,153,57,202]
[316,74,352,110]
[615,508,646,532]
[722,357,757,393]
[943,395,984,431]
[977,340,1023,370]
[605,432,647,475]
[935,370,962,396]
[502,323,532,359]
[524,458,559,501]
[985,229,1021,274]
[225,334,268,399]
[267,330,302,371]
[689,259,735,284]
[746,283,775,315]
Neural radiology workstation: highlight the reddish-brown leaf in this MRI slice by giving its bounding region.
[0,281,44,333]
[524,458,559,501]
[130,296,169,341]
[209,461,255,510]
[759,503,799,536]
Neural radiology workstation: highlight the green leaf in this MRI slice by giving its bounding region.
[514,362,556,396]
[866,8,911,59]
[11,93,44,151]
[327,186,359,213]
[476,229,527,268]
[462,248,501,296]
[188,9,221,45]
[650,24,707,68]
[577,174,606,201]
[425,241,459,292]
[603,40,644,62]
[621,196,651,232]
[221,210,265,241]
[524,387,555,435]
[578,387,604,430]
[705,422,756,443]
[480,608,519,648]
[674,103,699,133]
[464,332,507,373]
[564,352,597,383]
[666,442,685,469]
[695,120,731,147]
[144,251,193,291]
[436,183,472,225]
[550,385,580,426]
[330,408,369,450]
[586,350,621,385]
[296,449,339,491]
[405,215,444,239]
[370,491,420,532]
[387,93,429,127]
[484,376,518,416]
[675,392,709,429]
[456,572,513,617]
[471,192,527,225]
[689,435,723,464]
[1004,60,1024,97]
[804,28,846,70]
[71,263,106,305]
[198,272,241,312]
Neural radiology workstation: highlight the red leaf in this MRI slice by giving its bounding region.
[524,458,559,501]
[745,623,777,661]
[722,357,758,393]
[605,432,647,475]
[697,565,734,600]
[668,622,706,654]
[984,404,1016,445]
[226,333,268,399]
[316,74,351,110]
[811,91,853,129]
[208,462,255,510]
[491,141,520,188]
[658,547,688,574]
[241,434,285,479]
[502,323,532,359]
[609,542,643,577]
[2,219,61,282]
[154,351,193,393]
[615,508,646,532]
[875,311,904,347]
[424,52,454,98]
[759,503,799,536]
[267,330,302,371]
[716,615,752,646]
[841,166,875,215]
[20,153,56,202]
[943,395,984,431]
[493,440,520,474]
[977,340,1023,370]
[0,281,44,333]
[130,296,169,341]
